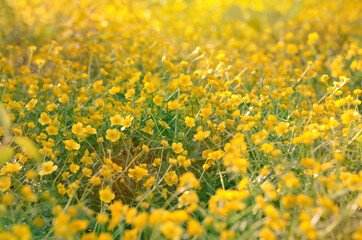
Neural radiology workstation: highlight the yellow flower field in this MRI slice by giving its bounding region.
[0,0,361,239]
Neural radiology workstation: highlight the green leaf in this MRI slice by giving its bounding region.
[14,136,42,163]
[0,146,14,165]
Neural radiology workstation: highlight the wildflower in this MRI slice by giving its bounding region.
[90,177,102,186]
[307,32,319,45]
[168,100,181,110]
[282,172,301,188]
[153,95,164,106]
[282,195,296,209]
[153,158,162,166]
[59,93,69,104]
[99,186,115,204]
[185,116,195,127]
[72,122,84,135]
[109,86,120,95]
[274,122,289,135]
[96,213,109,225]
[187,219,204,237]
[125,88,135,99]
[260,143,274,154]
[25,170,37,179]
[98,232,113,240]
[110,114,123,125]
[6,162,22,173]
[12,224,32,240]
[69,219,88,234]
[341,109,360,124]
[121,116,133,128]
[46,125,59,135]
[194,130,210,141]
[160,221,183,240]
[82,168,92,177]
[38,112,51,125]
[106,129,121,142]
[21,185,37,201]
[143,176,155,188]
[63,139,81,150]
[178,172,200,190]
[39,161,58,175]
[84,125,97,135]
[69,163,80,173]
[128,165,148,180]
[33,217,44,228]
[165,171,179,186]
[301,158,315,168]
[260,227,276,240]
[0,177,11,192]
[172,142,184,154]
[200,107,212,118]
[25,99,37,110]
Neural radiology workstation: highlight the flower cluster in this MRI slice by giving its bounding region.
[0,0,361,239]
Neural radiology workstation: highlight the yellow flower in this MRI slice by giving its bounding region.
[301,158,315,168]
[307,32,319,45]
[274,122,289,135]
[125,88,135,99]
[59,93,69,104]
[69,163,80,173]
[25,99,37,111]
[260,227,276,240]
[128,165,148,180]
[90,176,101,186]
[165,171,179,186]
[110,114,123,125]
[109,86,120,95]
[6,162,22,173]
[38,112,51,125]
[21,185,37,202]
[341,109,360,124]
[99,186,115,204]
[200,107,212,118]
[194,130,210,141]
[153,95,164,106]
[185,116,195,127]
[96,213,109,225]
[46,125,59,135]
[0,177,11,192]
[178,172,200,190]
[69,219,88,234]
[142,144,150,152]
[172,142,184,154]
[98,232,113,240]
[82,168,92,177]
[33,217,44,228]
[39,161,58,176]
[106,129,121,142]
[63,139,81,150]
[143,176,155,188]
[12,224,32,240]
[85,125,97,135]
[121,116,133,129]
[72,122,84,135]
[160,221,183,240]
[259,143,274,154]
[167,100,181,110]
[25,170,37,179]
